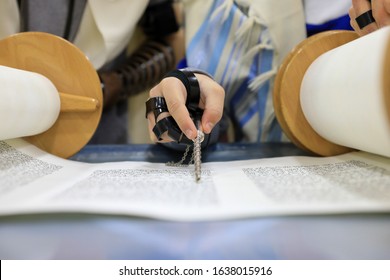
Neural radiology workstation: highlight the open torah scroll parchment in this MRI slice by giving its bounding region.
[1,139,390,221]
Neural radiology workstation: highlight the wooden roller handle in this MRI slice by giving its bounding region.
[59,92,100,112]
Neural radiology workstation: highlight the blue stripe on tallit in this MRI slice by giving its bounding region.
[230,73,255,119]
[240,96,259,126]
[255,48,273,141]
[235,66,258,126]
[187,0,236,76]
[220,15,245,86]
[206,5,237,75]
[222,27,247,96]
[186,0,219,57]
[267,117,283,141]
[229,22,261,110]
[229,76,251,121]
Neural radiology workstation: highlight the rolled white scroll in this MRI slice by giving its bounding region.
[301,27,390,157]
[0,66,60,140]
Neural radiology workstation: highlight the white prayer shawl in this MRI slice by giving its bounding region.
[0,0,148,69]
[183,0,306,142]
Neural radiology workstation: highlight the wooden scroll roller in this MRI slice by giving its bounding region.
[0,32,102,158]
[273,28,390,158]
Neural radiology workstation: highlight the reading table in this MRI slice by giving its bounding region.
[1,143,389,259]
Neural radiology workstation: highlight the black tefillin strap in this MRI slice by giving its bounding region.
[145,69,207,145]
[356,9,375,30]
[355,0,375,30]
[145,96,168,119]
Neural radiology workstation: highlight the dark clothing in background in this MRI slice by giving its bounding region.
[18,0,178,144]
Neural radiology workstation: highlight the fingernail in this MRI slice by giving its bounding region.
[207,122,215,132]
[185,129,194,139]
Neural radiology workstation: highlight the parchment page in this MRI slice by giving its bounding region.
[1,139,390,221]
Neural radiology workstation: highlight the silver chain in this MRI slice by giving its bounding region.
[165,144,194,167]
[166,130,203,181]
[193,130,202,181]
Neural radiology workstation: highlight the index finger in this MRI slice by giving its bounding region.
[196,75,225,134]
[353,0,372,14]
[159,77,197,140]
[352,0,378,34]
